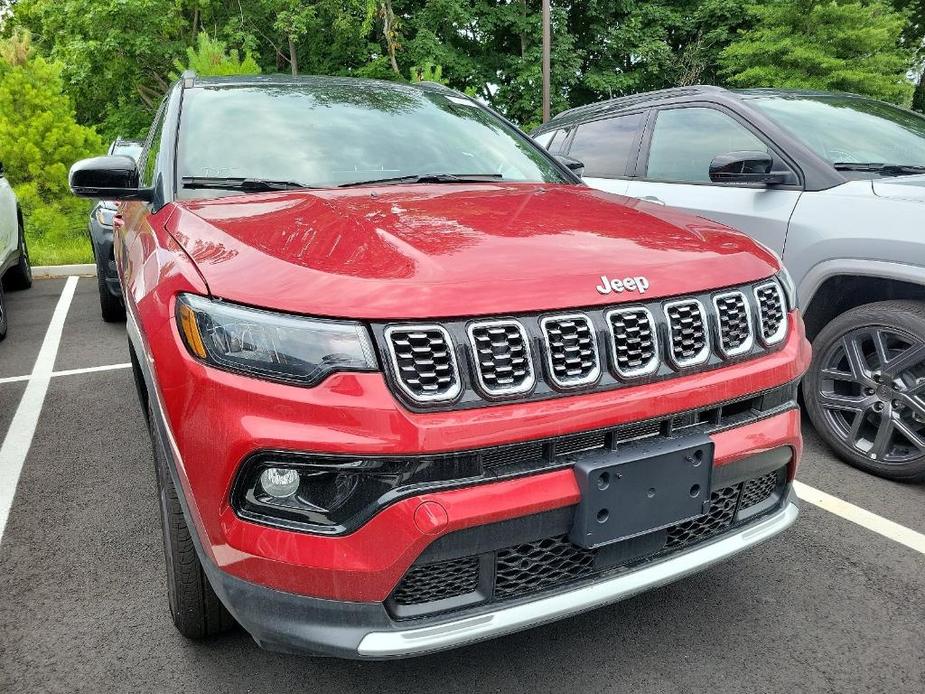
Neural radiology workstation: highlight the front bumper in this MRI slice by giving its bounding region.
[130,303,809,657]
[199,494,798,659]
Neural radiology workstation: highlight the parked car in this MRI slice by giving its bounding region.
[0,160,33,340]
[89,138,142,322]
[534,87,925,483]
[70,73,809,658]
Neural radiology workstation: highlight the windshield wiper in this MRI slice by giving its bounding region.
[338,173,504,188]
[181,176,321,192]
[833,163,925,177]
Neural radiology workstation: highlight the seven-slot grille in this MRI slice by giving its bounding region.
[540,314,600,387]
[713,291,753,357]
[381,279,788,406]
[385,325,460,402]
[467,320,534,396]
[607,307,658,377]
[755,281,786,345]
[664,299,709,367]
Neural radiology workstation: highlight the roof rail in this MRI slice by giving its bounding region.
[181,70,197,89]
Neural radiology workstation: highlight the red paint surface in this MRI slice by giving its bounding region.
[115,183,809,603]
[166,184,780,318]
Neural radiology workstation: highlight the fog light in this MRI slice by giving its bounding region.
[260,467,300,498]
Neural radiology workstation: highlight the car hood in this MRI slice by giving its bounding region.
[167,183,780,320]
[871,174,925,203]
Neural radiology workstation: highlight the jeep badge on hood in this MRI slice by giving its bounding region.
[596,275,650,295]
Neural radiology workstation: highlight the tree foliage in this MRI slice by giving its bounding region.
[721,0,915,104]
[0,31,102,263]
[8,0,923,137]
[171,32,261,79]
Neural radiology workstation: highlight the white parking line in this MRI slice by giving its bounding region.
[0,362,132,385]
[794,480,925,555]
[0,276,78,544]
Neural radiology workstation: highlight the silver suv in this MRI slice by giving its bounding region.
[534,87,925,482]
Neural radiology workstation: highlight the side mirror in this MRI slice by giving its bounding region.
[69,155,152,201]
[709,151,786,185]
[555,154,585,177]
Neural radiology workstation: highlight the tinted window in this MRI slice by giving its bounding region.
[567,113,643,178]
[751,95,925,167]
[646,108,767,183]
[177,83,569,190]
[111,142,143,162]
[139,100,168,188]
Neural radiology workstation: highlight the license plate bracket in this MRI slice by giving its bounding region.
[568,435,714,550]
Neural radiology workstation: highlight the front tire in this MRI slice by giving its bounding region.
[803,301,925,482]
[3,219,32,291]
[96,254,125,322]
[148,401,236,638]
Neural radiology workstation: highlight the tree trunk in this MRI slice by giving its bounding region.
[382,0,401,76]
[288,36,298,76]
[519,0,527,58]
[913,70,925,114]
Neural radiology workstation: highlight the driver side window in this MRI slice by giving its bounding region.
[139,99,168,189]
[646,107,768,184]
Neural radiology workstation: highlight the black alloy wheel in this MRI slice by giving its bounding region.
[804,301,925,482]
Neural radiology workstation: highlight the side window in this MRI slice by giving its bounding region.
[566,113,644,178]
[139,99,168,188]
[546,128,570,154]
[533,131,555,148]
[646,107,768,183]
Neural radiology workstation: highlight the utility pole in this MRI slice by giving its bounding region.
[542,0,551,123]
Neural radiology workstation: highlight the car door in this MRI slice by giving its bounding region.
[623,104,802,255]
[562,112,646,197]
[0,165,18,268]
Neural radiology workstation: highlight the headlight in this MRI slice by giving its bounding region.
[94,203,117,227]
[775,266,798,309]
[175,294,378,386]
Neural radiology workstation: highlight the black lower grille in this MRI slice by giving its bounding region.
[665,485,739,548]
[495,535,594,599]
[390,555,479,606]
[739,471,778,509]
[390,469,784,614]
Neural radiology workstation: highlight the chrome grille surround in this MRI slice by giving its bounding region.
[605,306,659,378]
[754,281,787,346]
[384,324,461,403]
[467,319,535,397]
[712,290,754,358]
[539,313,601,388]
[663,299,710,368]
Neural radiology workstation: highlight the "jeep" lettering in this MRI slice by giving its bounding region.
[595,275,650,295]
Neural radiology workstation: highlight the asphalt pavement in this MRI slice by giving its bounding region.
[0,278,923,694]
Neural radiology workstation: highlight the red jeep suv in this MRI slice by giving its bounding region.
[70,74,810,658]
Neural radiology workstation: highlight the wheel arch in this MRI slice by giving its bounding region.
[801,261,925,341]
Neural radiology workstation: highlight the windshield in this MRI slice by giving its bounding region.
[176,81,569,191]
[749,95,925,171]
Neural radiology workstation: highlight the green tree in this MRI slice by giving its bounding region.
[171,32,261,78]
[721,0,915,105]
[0,32,102,264]
[10,0,189,139]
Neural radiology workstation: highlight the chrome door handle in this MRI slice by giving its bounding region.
[639,196,666,206]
